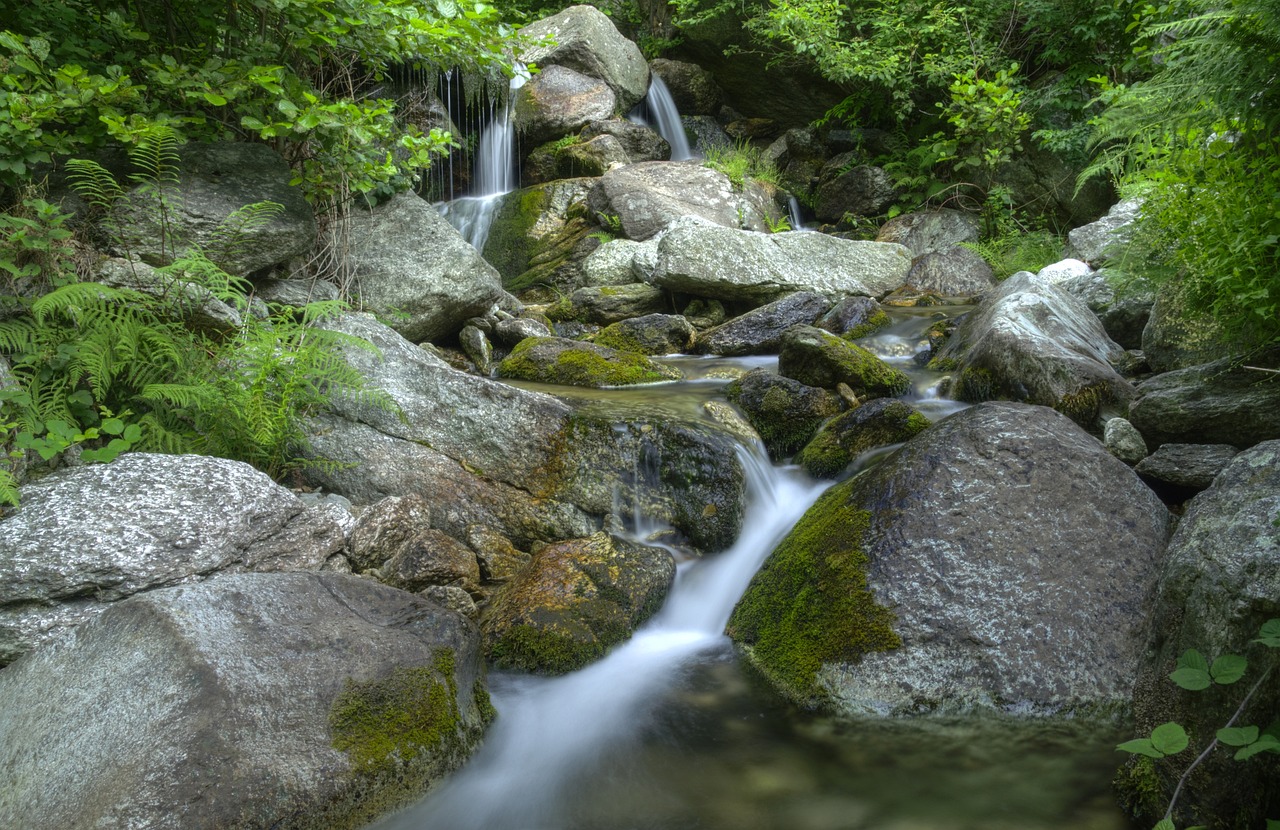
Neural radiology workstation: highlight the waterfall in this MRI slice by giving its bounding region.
[628,75,694,162]
[439,66,529,252]
[369,448,828,830]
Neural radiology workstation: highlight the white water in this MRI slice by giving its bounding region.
[371,449,828,830]
[439,67,529,252]
[628,75,694,162]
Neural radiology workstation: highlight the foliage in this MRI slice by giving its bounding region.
[930,64,1032,187]
[1117,619,1280,829]
[0,187,78,293]
[702,140,780,189]
[961,230,1065,279]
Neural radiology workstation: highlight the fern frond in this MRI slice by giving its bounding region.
[128,125,184,189]
[206,201,285,268]
[66,159,125,212]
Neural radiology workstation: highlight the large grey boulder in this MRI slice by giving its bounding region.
[876,209,980,257]
[0,573,491,830]
[587,161,770,240]
[904,246,996,296]
[695,291,831,356]
[513,65,617,146]
[519,5,650,111]
[1123,442,1280,828]
[0,453,347,665]
[1066,197,1142,264]
[931,271,1134,426]
[729,402,1172,717]
[813,164,897,222]
[578,238,647,287]
[118,142,315,277]
[581,119,670,163]
[650,216,912,305]
[1128,355,1280,447]
[344,192,504,342]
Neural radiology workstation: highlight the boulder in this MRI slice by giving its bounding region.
[904,246,997,296]
[729,402,1172,716]
[1103,417,1148,466]
[724,368,844,460]
[793,398,930,478]
[581,119,670,162]
[1065,197,1142,264]
[779,325,911,398]
[1036,258,1092,284]
[1134,443,1240,493]
[695,291,831,356]
[549,283,669,325]
[876,209,980,257]
[593,313,696,355]
[254,276,340,307]
[813,164,898,222]
[492,316,553,347]
[682,115,733,156]
[648,58,722,114]
[578,238,646,287]
[0,453,347,665]
[0,573,490,830]
[513,66,617,147]
[95,257,243,332]
[482,532,675,674]
[519,5,650,111]
[1059,269,1153,351]
[496,337,682,387]
[1128,355,1280,447]
[481,178,597,293]
[1141,281,1229,373]
[347,495,482,595]
[344,192,504,342]
[116,142,315,277]
[650,216,912,305]
[523,134,627,185]
[1122,442,1280,828]
[815,296,889,339]
[586,161,768,241]
[348,494,434,572]
[930,271,1134,427]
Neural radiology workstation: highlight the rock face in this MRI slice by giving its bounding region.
[932,271,1134,426]
[794,398,930,478]
[1128,354,1280,448]
[649,58,722,114]
[0,453,347,665]
[730,403,1172,716]
[0,573,491,830]
[1123,442,1280,828]
[650,216,912,304]
[695,291,831,356]
[519,5,650,112]
[483,532,675,674]
[724,368,844,460]
[813,164,897,222]
[496,337,682,387]
[119,142,315,276]
[344,192,504,342]
[904,246,996,296]
[779,325,911,397]
[1066,197,1142,264]
[876,209,980,257]
[513,65,617,146]
[586,162,767,240]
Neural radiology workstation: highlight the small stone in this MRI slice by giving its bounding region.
[1104,417,1148,466]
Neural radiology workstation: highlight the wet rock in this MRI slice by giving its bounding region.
[904,246,996,297]
[1066,197,1142,265]
[815,296,889,339]
[459,325,494,375]
[649,58,722,115]
[651,216,912,305]
[794,398,930,478]
[379,530,482,595]
[465,525,531,583]
[496,337,681,387]
[345,192,503,342]
[725,368,844,460]
[1135,443,1240,493]
[514,65,616,147]
[594,313,696,355]
[348,494,434,572]
[876,209,980,257]
[0,454,347,665]
[813,164,897,222]
[1103,417,1148,465]
[586,161,771,240]
[696,291,831,356]
[730,402,1172,716]
[519,5,650,111]
[779,326,911,398]
[1124,441,1280,828]
[522,134,627,185]
[581,119,670,162]
[483,532,675,674]
[0,573,490,830]
[483,178,596,292]
[1059,269,1153,351]
[420,584,478,618]
[683,115,733,156]
[549,283,669,325]
[1128,354,1280,447]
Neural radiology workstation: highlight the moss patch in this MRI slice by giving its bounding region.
[488,621,606,675]
[728,486,900,705]
[497,337,681,387]
[842,309,891,340]
[780,326,911,397]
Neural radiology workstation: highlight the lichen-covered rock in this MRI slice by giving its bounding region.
[731,402,1172,716]
[483,532,675,674]
[813,164,897,222]
[497,337,681,387]
[0,453,347,665]
[581,119,670,163]
[578,238,645,287]
[696,291,831,356]
[548,283,668,325]
[793,398,930,478]
[1122,441,1280,828]
[344,192,504,342]
[593,313,695,355]
[1134,443,1239,492]
[649,58,722,115]
[815,296,889,339]
[1066,197,1142,264]
[348,495,435,572]
[586,162,769,241]
[492,316,553,347]
[519,5,650,111]
[1128,354,1280,447]
[876,209,980,257]
[904,246,996,296]
[724,368,843,460]
[0,573,491,830]
[929,270,1134,427]
[651,216,912,305]
[1104,417,1148,466]
[779,325,911,397]
[1036,258,1092,284]
[379,530,482,595]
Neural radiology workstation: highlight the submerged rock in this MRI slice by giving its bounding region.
[482,532,675,674]
[0,573,491,830]
[778,325,911,398]
[794,398,930,479]
[730,402,1172,717]
[496,337,682,387]
[724,368,844,460]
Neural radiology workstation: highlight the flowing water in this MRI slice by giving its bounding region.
[628,75,695,162]
[369,310,1131,830]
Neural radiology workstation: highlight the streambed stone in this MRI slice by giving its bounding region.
[696,291,831,356]
[497,337,682,387]
[724,368,844,460]
[1127,354,1280,447]
[778,325,910,398]
[793,398,930,479]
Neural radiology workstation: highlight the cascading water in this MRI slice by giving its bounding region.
[439,66,529,252]
[628,74,694,162]
[369,448,828,830]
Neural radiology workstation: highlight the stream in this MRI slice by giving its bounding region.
[368,310,1131,830]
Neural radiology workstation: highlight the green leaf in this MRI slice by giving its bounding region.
[123,424,142,442]
[1265,820,1280,830]
[1154,818,1176,830]
[1171,649,1211,690]
[202,92,228,106]
[1255,619,1280,648]
[1210,654,1248,685]
[100,418,124,435]
[1117,738,1165,758]
[1151,722,1189,756]
[1217,726,1259,746]
[1235,734,1280,760]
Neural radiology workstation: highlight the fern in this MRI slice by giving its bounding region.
[205,201,286,271]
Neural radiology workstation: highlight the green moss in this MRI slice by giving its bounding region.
[591,324,646,354]
[728,488,900,705]
[1055,382,1109,425]
[956,365,996,400]
[841,310,891,340]
[1114,756,1167,823]
[329,651,463,776]
[497,338,679,387]
[488,622,604,675]
[794,402,930,478]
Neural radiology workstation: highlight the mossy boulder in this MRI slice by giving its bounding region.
[593,313,696,355]
[778,325,910,397]
[695,291,831,356]
[815,295,890,339]
[481,178,597,294]
[724,368,843,459]
[496,337,681,388]
[794,398,930,478]
[1127,351,1280,448]
[546,283,669,325]
[522,134,628,186]
[732,402,1172,717]
[482,532,675,674]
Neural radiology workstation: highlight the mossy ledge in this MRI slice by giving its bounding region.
[728,485,901,707]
